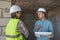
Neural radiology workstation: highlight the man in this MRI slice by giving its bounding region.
[5,5,28,40]
[33,8,54,40]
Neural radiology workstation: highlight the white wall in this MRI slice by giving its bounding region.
[0,1,11,40]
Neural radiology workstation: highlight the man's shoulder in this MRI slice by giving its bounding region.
[46,19,52,24]
[35,20,41,24]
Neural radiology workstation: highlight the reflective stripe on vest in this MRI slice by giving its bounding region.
[6,34,21,38]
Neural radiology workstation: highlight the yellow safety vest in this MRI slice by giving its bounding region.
[5,18,24,40]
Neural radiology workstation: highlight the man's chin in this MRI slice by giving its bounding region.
[39,18,42,20]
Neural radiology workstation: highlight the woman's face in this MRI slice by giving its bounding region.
[16,11,21,18]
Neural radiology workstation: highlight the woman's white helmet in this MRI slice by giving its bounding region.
[10,5,21,13]
[37,8,46,13]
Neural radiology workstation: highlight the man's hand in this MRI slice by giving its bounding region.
[47,34,53,38]
[36,26,40,30]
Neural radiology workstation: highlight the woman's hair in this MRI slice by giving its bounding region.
[11,13,16,18]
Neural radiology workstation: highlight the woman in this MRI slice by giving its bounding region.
[5,5,28,40]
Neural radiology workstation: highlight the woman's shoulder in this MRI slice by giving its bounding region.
[19,20,24,25]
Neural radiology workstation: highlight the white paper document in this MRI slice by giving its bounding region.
[35,32,52,37]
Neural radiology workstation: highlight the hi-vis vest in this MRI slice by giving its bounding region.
[5,18,24,40]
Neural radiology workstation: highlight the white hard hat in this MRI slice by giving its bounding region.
[37,8,46,13]
[10,5,21,13]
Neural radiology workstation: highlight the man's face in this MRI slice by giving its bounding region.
[37,12,45,20]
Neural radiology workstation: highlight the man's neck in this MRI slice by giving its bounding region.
[40,18,46,21]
